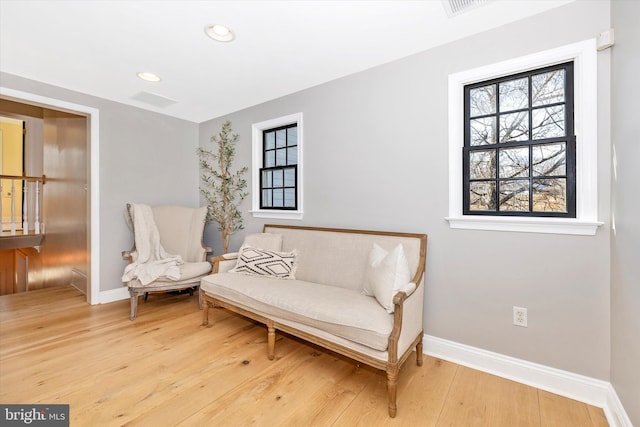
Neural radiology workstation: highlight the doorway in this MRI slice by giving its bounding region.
[0,97,90,299]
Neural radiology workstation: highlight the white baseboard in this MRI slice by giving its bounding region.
[98,287,129,304]
[604,383,635,427]
[423,334,633,427]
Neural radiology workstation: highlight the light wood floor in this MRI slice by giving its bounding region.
[0,286,608,426]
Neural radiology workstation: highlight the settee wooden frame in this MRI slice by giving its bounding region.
[201,224,427,418]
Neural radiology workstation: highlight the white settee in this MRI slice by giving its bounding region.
[200,224,427,417]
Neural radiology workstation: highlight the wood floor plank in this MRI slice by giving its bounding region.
[437,365,542,427]
[587,404,610,427]
[332,356,458,426]
[0,287,609,427]
[539,389,602,427]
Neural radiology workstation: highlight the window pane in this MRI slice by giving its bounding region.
[262,170,272,187]
[470,117,496,146]
[287,147,298,165]
[265,150,275,167]
[533,178,566,212]
[276,129,286,148]
[499,78,528,112]
[532,69,565,106]
[284,188,296,207]
[262,189,272,207]
[273,169,283,187]
[284,168,295,186]
[265,132,275,150]
[287,126,297,146]
[499,111,529,142]
[499,180,529,211]
[469,150,495,180]
[533,143,566,176]
[470,84,496,117]
[463,63,574,218]
[499,147,529,178]
[469,181,496,211]
[273,189,284,207]
[532,105,565,139]
[275,148,286,166]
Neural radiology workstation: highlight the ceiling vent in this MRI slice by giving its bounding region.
[442,0,492,17]
[131,91,177,108]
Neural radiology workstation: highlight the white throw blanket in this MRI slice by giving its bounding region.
[122,203,183,286]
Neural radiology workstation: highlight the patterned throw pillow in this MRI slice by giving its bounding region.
[230,246,297,279]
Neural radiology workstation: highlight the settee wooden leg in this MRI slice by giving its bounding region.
[198,286,203,309]
[416,341,424,366]
[386,366,399,418]
[267,321,276,360]
[202,301,210,326]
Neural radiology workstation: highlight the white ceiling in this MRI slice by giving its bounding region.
[0,0,574,123]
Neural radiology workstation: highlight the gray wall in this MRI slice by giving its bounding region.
[200,0,612,380]
[0,72,200,293]
[610,1,640,425]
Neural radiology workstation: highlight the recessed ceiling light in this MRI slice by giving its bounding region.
[205,24,235,42]
[137,71,161,82]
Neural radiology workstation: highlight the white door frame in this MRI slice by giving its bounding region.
[0,87,100,304]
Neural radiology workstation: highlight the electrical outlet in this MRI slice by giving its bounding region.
[513,306,528,327]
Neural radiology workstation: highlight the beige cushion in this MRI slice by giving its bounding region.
[230,247,297,279]
[362,244,410,313]
[129,261,212,288]
[201,273,392,351]
[242,233,283,251]
[264,225,422,292]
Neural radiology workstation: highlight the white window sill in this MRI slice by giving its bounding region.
[250,210,303,220]
[445,216,603,236]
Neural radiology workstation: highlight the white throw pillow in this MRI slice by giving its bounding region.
[230,246,297,279]
[362,243,411,313]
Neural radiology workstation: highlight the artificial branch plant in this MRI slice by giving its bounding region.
[197,120,248,254]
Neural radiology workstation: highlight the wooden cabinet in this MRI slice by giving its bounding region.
[0,247,43,295]
[0,249,14,295]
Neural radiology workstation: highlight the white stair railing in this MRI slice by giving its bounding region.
[0,174,45,235]
[23,181,28,233]
[10,180,16,234]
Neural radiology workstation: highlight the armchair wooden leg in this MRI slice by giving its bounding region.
[129,291,139,320]
[416,341,424,366]
[267,321,276,360]
[386,365,399,418]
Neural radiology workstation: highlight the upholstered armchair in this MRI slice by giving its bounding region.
[122,204,213,320]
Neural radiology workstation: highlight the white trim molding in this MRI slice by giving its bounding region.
[446,39,603,235]
[0,87,101,305]
[99,287,130,304]
[250,112,304,220]
[423,334,633,427]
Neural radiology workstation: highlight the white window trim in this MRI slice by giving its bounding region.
[446,39,603,235]
[250,112,303,220]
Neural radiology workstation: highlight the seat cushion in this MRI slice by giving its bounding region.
[128,261,211,288]
[179,262,212,280]
[201,273,393,351]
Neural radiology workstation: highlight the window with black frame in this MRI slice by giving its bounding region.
[463,62,576,217]
[260,123,298,210]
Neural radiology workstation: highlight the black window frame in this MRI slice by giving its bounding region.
[259,123,298,210]
[463,61,576,218]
